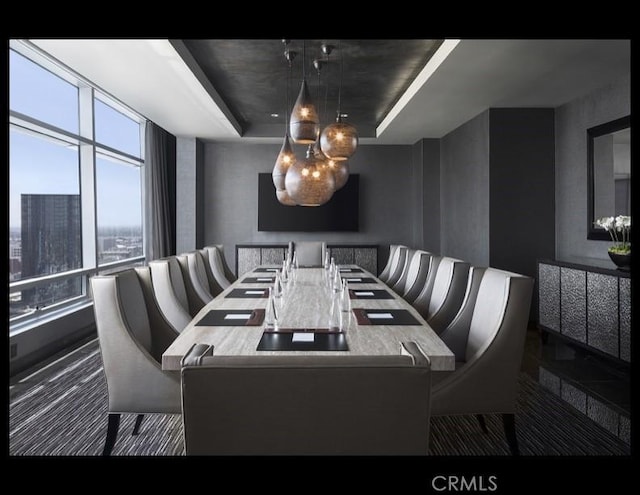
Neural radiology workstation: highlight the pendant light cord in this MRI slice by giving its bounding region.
[337,39,343,117]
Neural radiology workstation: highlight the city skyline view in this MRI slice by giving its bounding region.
[9,49,143,230]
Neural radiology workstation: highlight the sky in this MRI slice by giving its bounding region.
[9,49,143,229]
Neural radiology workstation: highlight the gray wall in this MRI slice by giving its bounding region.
[555,74,630,260]
[412,139,440,254]
[489,108,556,278]
[422,139,441,254]
[203,142,415,274]
[440,110,491,266]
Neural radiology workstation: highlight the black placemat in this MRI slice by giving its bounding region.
[339,267,364,273]
[254,267,281,273]
[257,331,349,351]
[342,277,377,284]
[242,276,275,283]
[195,309,265,326]
[348,289,394,300]
[225,288,269,298]
[352,308,422,326]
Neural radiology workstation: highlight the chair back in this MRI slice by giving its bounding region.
[379,245,396,281]
[135,266,180,357]
[391,248,421,293]
[385,246,408,287]
[424,257,470,333]
[181,342,432,455]
[177,252,214,314]
[91,269,180,413]
[148,257,192,330]
[294,241,326,267]
[202,246,231,290]
[205,243,237,282]
[402,251,435,303]
[431,268,534,415]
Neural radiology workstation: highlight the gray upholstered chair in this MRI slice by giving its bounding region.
[430,267,534,455]
[90,269,181,456]
[148,257,192,330]
[293,241,326,267]
[402,251,437,303]
[134,266,181,350]
[177,251,214,315]
[412,256,470,334]
[385,246,409,288]
[204,243,237,283]
[378,244,402,281]
[201,246,231,290]
[390,248,417,293]
[180,341,432,455]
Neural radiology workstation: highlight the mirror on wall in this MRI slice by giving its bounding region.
[587,115,631,240]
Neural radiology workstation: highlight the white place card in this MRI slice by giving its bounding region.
[355,291,375,296]
[347,278,362,282]
[266,268,279,271]
[367,313,394,319]
[339,268,352,272]
[245,290,265,295]
[257,278,272,281]
[292,332,315,342]
[224,314,252,320]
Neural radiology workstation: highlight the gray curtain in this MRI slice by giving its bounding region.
[144,121,176,261]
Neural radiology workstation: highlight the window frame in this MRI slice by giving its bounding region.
[9,39,147,332]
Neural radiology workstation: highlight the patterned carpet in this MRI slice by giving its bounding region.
[8,338,630,456]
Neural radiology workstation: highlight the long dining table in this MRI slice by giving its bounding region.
[162,265,455,371]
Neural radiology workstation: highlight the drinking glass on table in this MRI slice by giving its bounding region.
[329,290,343,332]
[264,287,279,331]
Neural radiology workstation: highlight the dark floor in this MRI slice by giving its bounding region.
[521,324,630,444]
[10,324,631,447]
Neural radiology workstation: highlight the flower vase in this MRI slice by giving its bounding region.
[608,250,631,271]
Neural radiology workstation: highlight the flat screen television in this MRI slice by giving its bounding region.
[258,173,359,232]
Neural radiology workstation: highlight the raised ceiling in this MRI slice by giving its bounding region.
[173,39,444,139]
[29,39,631,144]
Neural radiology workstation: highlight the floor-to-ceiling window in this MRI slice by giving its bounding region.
[9,40,145,327]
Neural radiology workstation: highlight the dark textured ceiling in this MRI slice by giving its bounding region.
[176,39,444,138]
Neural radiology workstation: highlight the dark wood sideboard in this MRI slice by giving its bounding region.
[537,257,630,363]
[236,244,378,277]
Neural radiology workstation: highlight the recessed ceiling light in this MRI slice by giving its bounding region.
[270,113,280,118]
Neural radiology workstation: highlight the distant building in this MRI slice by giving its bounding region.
[21,194,82,307]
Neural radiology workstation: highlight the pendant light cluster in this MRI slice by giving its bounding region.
[272,40,358,207]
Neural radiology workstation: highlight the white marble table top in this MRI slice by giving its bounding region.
[162,265,455,371]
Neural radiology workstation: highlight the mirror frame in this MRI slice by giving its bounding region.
[587,114,631,240]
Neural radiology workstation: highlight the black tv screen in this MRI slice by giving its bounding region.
[258,173,359,232]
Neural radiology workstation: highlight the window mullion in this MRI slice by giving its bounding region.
[79,86,97,274]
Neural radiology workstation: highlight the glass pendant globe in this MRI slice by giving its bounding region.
[276,188,296,206]
[320,116,358,161]
[289,80,319,144]
[285,145,335,206]
[272,134,296,190]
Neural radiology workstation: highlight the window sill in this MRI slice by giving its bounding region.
[10,299,94,338]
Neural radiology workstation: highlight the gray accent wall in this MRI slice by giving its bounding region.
[176,137,205,254]
[412,139,440,254]
[489,108,556,279]
[203,143,415,274]
[440,110,490,266]
[555,74,630,260]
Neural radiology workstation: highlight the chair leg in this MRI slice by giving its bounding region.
[132,414,145,435]
[502,413,519,456]
[103,413,121,456]
[476,414,488,434]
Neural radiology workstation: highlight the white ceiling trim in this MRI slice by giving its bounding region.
[30,39,240,139]
[376,39,461,138]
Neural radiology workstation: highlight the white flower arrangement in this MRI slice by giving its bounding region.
[594,215,631,254]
